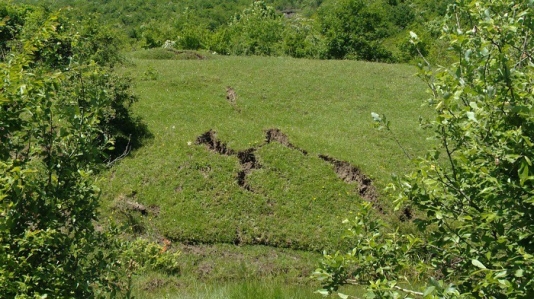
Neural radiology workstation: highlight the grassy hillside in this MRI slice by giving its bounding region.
[96,50,430,295]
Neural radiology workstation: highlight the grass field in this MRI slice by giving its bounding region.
[98,49,431,296]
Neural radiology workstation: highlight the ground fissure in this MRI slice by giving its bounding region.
[196,128,381,213]
[319,155,382,213]
[196,130,260,191]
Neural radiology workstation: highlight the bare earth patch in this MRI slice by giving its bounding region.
[319,154,382,213]
[196,130,260,192]
[195,128,382,213]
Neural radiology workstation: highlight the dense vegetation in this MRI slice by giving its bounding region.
[3,0,534,298]
[15,0,453,63]
[315,0,534,298]
[0,3,178,297]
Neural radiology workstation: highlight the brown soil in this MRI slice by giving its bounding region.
[236,148,260,191]
[319,155,383,213]
[196,130,260,191]
[196,129,382,213]
[265,128,308,155]
[399,206,414,222]
[196,130,235,155]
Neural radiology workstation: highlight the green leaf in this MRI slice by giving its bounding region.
[464,49,472,62]
[472,259,486,269]
[519,162,529,186]
[515,269,524,277]
[525,156,532,166]
[495,270,507,278]
[338,293,349,299]
[466,111,478,123]
[423,285,436,296]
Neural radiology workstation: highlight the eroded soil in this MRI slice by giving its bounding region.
[196,128,382,213]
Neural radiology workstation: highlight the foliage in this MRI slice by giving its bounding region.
[0,2,31,57]
[317,0,394,61]
[0,30,111,299]
[281,15,325,58]
[98,51,429,288]
[0,4,151,297]
[120,238,181,275]
[13,5,146,159]
[221,1,285,56]
[12,0,458,63]
[315,0,534,298]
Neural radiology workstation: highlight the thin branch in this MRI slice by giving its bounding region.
[390,131,412,160]
[416,47,432,69]
[106,135,132,167]
[394,286,424,296]
[442,126,457,178]
[345,279,424,297]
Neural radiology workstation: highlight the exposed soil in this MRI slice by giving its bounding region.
[113,194,160,216]
[196,130,260,191]
[236,148,260,191]
[196,128,382,213]
[265,128,308,155]
[319,154,383,213]
[399,206,414,222]
[196,130,235,155]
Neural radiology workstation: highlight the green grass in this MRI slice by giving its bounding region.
[99,49,431,295]
[131,278,325,299]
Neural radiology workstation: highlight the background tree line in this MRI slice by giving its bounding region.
[15,0,453,63]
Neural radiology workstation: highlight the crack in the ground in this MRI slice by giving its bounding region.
[236,148,259,191]
[265,128,308,155]
[196,130,235,155]
[319,154,383,213]
[196,130,260,191]
[195,128,382,213]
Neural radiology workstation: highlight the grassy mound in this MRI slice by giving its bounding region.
[99,54,430,291]
[130,48,209,60]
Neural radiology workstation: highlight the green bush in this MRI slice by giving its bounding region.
[281,16,325,58]
[315,0,534,297]
[0,2,32,57]
[222,1,285,56]
[0,32,112,299]
[0,4,150,297]
[317,0,394,61]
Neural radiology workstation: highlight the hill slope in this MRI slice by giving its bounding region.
[98,51,430,293]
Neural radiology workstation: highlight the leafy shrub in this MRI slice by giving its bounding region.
[222,1,285,56]
[281,16,325,58]
[0,36,112,299]
[177,24,211,50]
[0,2,31,58]
[120,238,181,275]
[317,0,394,61]
[315,0,534,297]
[139,19,176,49]
[0,4,150,297]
